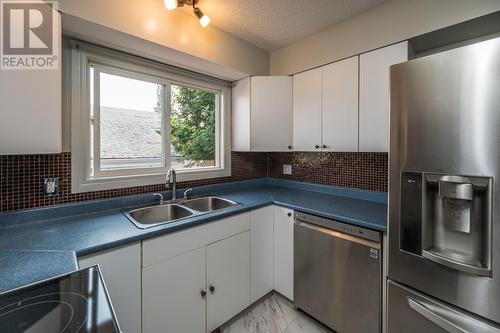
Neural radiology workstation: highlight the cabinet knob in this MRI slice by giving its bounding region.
[201,290,207,298]
[322,145,327,149]
[288,145,292,150]
[315,145,320,149]
[209,285,215,294]
[287,212,292,217]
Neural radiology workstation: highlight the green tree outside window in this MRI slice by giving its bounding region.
[156,85,216,167]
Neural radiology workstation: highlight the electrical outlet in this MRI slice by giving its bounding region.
[43,177,59,197]
[283,164,292,175]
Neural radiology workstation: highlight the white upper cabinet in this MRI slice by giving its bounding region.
[293,68,322,151]
[322,56,359,151]
[0,11,62,155]
[232,76,293,152]
[293,57,359,152]
[359,41,408,152]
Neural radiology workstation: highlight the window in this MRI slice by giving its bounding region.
[171,84,217,170]
[91,68,166,173]
[70,41,231,193]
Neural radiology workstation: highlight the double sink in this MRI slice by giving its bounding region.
[124,196,241,229]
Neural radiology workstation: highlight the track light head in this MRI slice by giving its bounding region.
[193,6,211,28]
[164,0,178,10]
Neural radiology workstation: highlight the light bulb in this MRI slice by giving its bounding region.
[199,14,211,28]
[194,7,211,28]
[164,0,177,10]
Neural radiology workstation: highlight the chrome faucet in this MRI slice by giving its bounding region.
[166,168,177,200]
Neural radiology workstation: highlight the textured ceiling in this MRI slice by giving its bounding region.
[181,0,389,51]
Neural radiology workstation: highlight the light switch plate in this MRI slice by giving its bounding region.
[43,177,59,197]
[283,164,292,175]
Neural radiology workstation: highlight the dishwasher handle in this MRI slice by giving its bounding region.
[295,220,380,249]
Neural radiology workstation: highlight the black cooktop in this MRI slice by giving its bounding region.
[0,266,121,333]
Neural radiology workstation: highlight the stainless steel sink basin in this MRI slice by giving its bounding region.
[124,196,241,229]
[125,204,194,229]
[181,196,240,212]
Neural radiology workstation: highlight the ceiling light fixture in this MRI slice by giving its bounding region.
[164,0,211,28]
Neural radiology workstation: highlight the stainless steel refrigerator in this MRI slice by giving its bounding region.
[388,36,500,332]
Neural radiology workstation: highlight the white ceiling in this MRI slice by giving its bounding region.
[182,0,389,51]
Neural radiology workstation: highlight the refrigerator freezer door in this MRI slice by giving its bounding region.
[388,280,500,333]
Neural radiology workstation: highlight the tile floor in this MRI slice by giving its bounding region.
[221,294,333,333]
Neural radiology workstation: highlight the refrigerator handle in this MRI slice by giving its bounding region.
[407,297,500,333]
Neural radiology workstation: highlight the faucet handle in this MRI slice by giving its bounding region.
[184,188,193,199]
[153,193,164,205]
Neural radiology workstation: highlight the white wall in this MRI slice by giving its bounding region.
[270,0,500,75]
[59,0,269,78]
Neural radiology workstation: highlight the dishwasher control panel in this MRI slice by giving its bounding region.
[294,212,381,243]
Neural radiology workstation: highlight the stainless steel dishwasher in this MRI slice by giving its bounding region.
[294,212,382,333]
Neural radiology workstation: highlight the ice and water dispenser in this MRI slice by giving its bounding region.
[400,171,492,276]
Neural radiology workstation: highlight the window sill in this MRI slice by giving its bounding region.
[71,167,231,193]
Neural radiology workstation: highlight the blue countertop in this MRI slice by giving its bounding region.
[0,250,77,293]
[0,178,387,294]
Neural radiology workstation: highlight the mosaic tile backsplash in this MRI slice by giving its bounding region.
[0,152,267,213]
[268,152,388,193]
[0,151,387,213]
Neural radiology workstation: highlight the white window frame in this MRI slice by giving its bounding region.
[70,40,232,193]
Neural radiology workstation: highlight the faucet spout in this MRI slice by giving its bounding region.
[166,168,177,200]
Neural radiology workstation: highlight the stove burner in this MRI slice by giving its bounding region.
[0,267,119,333]
[0,292,89,332]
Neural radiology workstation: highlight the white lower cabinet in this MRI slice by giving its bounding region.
[83,208,295,333]
[78,243,142,333]
[207,231,250,332]
[250,206,275,302]
[273,206,295,301]
[142,247,206,333]
[142,213,251,333]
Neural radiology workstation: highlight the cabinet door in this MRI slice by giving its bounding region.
[322,56,359,151]
[142,247,206,333]
[78,243,142,333]
[0,12,61,154]
[250,206,274,303]
[232,77,251,151]
[250,76,292,151]
[359,41,408,152]
[293,68,322,151]
[207,231,250,332]
[273,206,294,301]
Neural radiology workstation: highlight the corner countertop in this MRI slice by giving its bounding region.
[0,178,387,294]
[0,250,78,293]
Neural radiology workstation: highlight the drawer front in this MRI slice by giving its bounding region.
[388,280,500,333]
[143,212,250,267]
